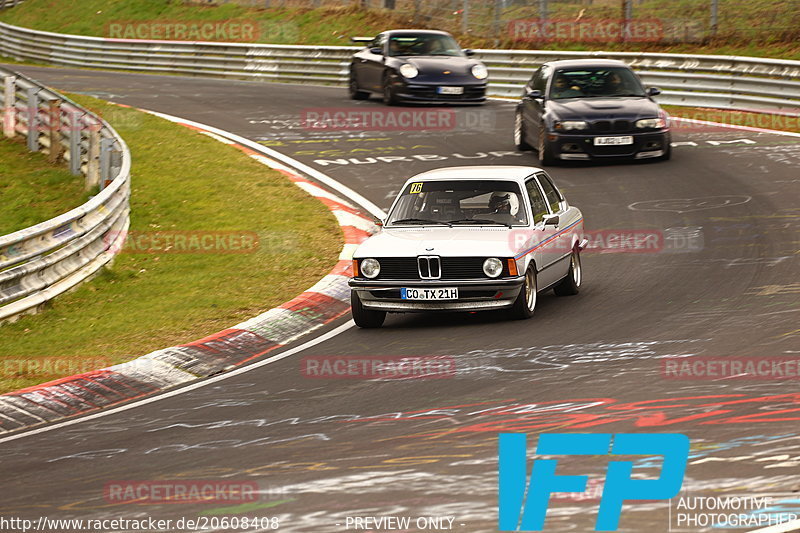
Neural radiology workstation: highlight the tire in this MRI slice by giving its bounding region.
[511,267,537,320]
[538,125,557,166]
[382,73,400,106]
[553,247,582,296]
[514,109,533,151]
[351,291,386,328]
[348,72,369,100]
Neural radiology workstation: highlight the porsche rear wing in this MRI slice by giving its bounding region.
[350,36,374,44]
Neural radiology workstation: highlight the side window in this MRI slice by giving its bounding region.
[535,65,551,93]
[528,68,542,92]
[525,179,549,224]
[371,34,386,51]
[536,172,563,213]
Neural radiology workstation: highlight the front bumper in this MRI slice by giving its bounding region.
[550,130,671,160]
[349,277,524,312]
[394,80,487,103]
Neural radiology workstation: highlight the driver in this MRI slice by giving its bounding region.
[604,72,630,95]
[551,74,582,98]
[484,192,522,223]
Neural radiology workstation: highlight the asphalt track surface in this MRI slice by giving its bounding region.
[2,65,800,533]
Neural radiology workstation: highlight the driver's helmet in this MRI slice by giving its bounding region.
[489,192,520,216]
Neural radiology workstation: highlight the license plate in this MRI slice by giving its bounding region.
[594,136,634,146]
[401,287,458,300]
[437,86,464,95]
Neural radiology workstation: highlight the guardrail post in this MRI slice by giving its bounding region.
[710,0,719,37]
[3,75,15,138]
[86,126,101,190]
[68,110,82,176]
[99,137,113,189]
[26,87,39,151]
[461,0,469,34]
[48,98,63,163]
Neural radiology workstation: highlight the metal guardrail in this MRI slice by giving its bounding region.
[1,20,798,115]
[0,65,130,323]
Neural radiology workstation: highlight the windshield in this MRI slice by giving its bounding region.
[549,67,646,99]
[387,180,528,226]
[387,34,464,57]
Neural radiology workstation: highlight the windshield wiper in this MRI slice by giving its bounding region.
[391,218,452,227]
[448,218,513,228]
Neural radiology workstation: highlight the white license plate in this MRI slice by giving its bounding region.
[594,136,634,146]
[437,86,464,95]
[401,287,458,300]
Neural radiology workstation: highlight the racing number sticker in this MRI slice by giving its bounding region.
[409,183,424,194]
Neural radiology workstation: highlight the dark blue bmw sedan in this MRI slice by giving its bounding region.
[514,59,671,164]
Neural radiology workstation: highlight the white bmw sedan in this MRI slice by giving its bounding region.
[349,166,587,328]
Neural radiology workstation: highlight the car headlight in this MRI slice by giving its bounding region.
[399,64,418,79]
[471,64,488,80]
[635,118,667,129]
[483,257,503,278]
[359,258,380,279]
[554,120,588,131]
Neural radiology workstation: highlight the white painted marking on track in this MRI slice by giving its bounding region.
[0,321,356,444]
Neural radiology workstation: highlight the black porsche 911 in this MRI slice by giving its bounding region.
[514,59,671,164]
[349,29,488,105]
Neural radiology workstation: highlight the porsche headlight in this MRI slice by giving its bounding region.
[635,118,666,129]
[483,257,503,278]
[360,258,381,279]
[554,120,588,131]
[399,63,419,79]
[471,64,488,80]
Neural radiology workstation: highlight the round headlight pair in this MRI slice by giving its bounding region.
[360,258,380,279]
[399,63,419,79]
[483,257,503,278]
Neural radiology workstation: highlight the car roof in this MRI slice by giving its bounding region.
[545,59,631,69]
[404,166,544,183]
[382,29,453,37]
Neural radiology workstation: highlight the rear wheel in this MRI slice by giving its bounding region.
[348,72,369,100]
[514,109,533,151]
[553,247,582,296]
[511,267,537,319]
[351,291,386,328]
[538,125,556,166]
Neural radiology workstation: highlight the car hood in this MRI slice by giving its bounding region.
[547,97,661,120]
[354,227,519,258]
[400,56,482,83]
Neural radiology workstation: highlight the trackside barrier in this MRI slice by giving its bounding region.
[0,65,130,323]
[0,21,798,115]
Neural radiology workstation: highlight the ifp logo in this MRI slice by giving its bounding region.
[498,433,689,531]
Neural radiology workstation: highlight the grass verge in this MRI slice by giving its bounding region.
[0,93,342,394]
[0,137,90,234]
[0,0,798,59]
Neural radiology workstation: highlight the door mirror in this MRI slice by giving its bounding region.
[463,49,475,57]
[647,87,661,96]
[543,214,560,226]
[525,89,543,100]
[375,218,384,227]
[369,47,383,55]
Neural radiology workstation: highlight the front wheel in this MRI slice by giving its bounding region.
[511,267,537,319]
[351,291,386,328]
[382,74,400,106]
[348,72,369,100]
[553,247,582,296]
[538,125,557,166]
[514,109,533,151]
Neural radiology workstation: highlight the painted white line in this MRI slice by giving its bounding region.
[141,109,387,220]
[0,320,356,445]
[747,519,800,533]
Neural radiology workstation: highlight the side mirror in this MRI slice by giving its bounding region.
[375,218,384,227]
[369,47,383,55]
[525,89,543,99]
[647,87,661,96]
[464,49,476,57]
[543,214,560,226]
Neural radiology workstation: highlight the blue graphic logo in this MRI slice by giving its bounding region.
[498,432,689,531]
